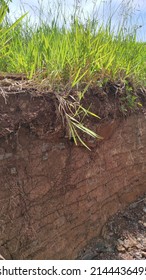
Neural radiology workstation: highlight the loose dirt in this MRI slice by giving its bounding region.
[78,193,146,260]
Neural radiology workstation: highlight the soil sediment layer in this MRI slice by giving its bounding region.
[0,80,146,259]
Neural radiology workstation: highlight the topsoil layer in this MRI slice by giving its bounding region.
[1,74,146,139]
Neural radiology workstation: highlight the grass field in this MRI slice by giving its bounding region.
[0,0,146,147]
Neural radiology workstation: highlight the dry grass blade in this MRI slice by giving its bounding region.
[55,92,102,148]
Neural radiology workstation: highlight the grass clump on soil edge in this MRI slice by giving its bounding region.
[0,0,146,149]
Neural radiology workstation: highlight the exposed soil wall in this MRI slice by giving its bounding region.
[0,90,146,259]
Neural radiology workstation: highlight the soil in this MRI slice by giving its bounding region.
[1,74,146,259]
[78,193,146,260]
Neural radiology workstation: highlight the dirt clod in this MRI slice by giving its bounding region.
[78,193,146,260]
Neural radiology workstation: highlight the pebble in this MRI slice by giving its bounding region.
[124,237,137,249]
[136,243,142,249]
[116,244,126,253]
[141,251,146,258]
[142,238,146,246]
[133,253,142,259]
[117,239,124,245]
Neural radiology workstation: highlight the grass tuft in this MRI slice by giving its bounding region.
[0,0,146,148]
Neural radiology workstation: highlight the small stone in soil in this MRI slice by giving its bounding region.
[116,244,126,253]
[141,251,146,258]
[133,252,142,258]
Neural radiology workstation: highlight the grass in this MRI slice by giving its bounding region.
[0,0,146,148]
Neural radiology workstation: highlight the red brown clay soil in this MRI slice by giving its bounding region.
[78,193,146,260]
[0,75,146,259]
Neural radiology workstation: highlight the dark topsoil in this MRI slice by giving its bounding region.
[78,193,146,260]
[0,73,146,140]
